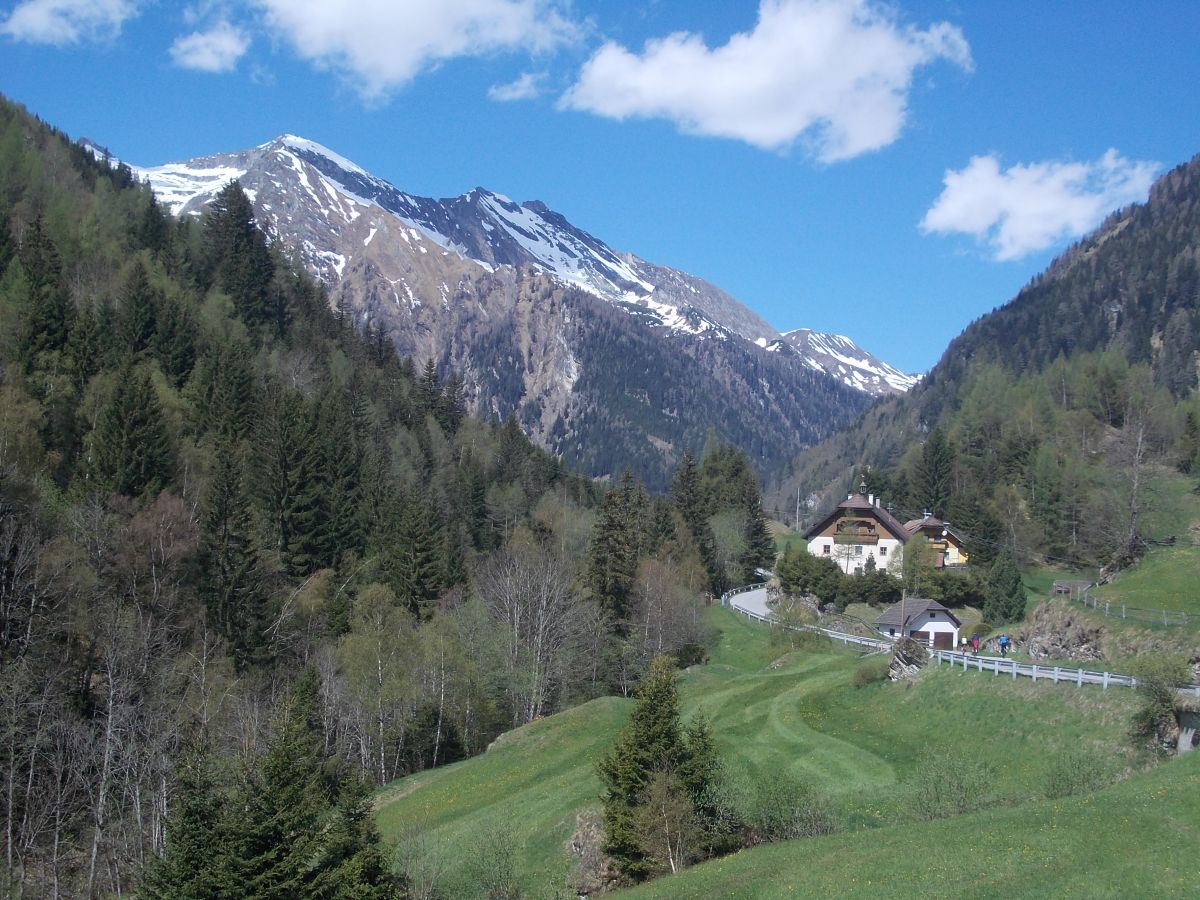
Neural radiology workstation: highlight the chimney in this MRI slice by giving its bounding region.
[868,493,874,506]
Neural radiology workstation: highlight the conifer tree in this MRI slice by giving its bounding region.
[416,358,441,419]
[117,258,159,356]
[316,386,364,564]
[309,775,403,899]
[138,749,234,899]
[91,364,174,496]
[586,472,641,630]
[202,180,274,329]
[199,446,269,671]
[16,216,72,368]
[232,670,333,897]
[911,427,954,518]
[597,657,685,879]
[672,453,723,594]
[153,295,197,385]
[737,490,776,582]
[382,491,444,617]
[597,657,725,880]
[983,546,1026,624]
[65,300,105,389]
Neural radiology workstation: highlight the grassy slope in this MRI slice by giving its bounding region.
[374,606,1150,897]
[621,750,1200,900]
[1092,546,1200,615]
[373,696,631,895]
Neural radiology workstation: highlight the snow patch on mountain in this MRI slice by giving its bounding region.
[121,132,916,397]
[781,329,921,395]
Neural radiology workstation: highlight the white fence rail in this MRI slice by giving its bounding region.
[721,584,1200,695]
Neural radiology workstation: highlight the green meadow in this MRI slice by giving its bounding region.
[374,605,1165,897]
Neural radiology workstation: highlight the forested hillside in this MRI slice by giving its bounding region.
[0,97,779,896]
[775,153,1200,570]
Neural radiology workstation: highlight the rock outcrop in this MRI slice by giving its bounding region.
[888,638,928,682]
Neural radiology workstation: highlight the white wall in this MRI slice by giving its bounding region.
[881,611,959,647]
[808,537,904,575]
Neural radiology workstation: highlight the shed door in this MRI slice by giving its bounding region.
[932,632,953,650]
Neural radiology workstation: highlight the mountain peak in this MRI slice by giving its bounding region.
[125,132,914,398]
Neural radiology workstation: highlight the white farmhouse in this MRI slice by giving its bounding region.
[802,489,909,575]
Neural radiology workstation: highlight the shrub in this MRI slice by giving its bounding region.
[1043,750,1110,799]
[906,757,996,822]
[734,770,838,845]
[1128,654,1190,753]
[852,658,890,688]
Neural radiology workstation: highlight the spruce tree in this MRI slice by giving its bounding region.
[138,749,234,899]
[983,546,1026,624]
[16,216,72,368]
[202,180,275,329]
[65,301,104,390]
[91,364,174,496]
[232,671,332,897]
[382,491,443,617]
[199,446,269,671]
[309,775,403,899]
[737,490,776,582]
[316,386,364,564]
[672,453,723,594]
[911,427,954,518]
[153,295,197,386]
[597,657,686,880]
[585,473,641,630]
[117,258,159,356]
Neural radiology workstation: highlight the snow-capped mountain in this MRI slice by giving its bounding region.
[129,134,782,345]
[113,134,909,485]
[777,329,920,396]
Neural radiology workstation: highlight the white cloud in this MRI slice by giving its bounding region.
[920,150,1160,261]
[0,0,139,45]
[560,0,971,160]
[488,71,544,101]
[170,20,250,72]
[253,0,578,101]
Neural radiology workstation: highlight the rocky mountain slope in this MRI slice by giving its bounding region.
[108,134,913,485]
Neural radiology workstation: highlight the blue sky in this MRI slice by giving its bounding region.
[2,1,1198,372]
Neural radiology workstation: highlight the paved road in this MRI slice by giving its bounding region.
[728,586,773,620]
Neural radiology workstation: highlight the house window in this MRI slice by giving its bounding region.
[879,546,887,556]
[822,545,830,555]
[853,545,863,556]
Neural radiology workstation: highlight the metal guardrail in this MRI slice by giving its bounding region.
[722,585,891,652]
[722,584,1200,695]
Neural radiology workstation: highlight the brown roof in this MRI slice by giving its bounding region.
[903,515,966,545]
[875,599,962,629]
[802,493,911,542]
